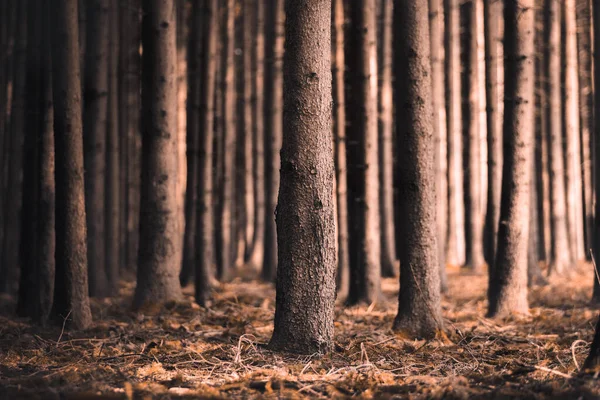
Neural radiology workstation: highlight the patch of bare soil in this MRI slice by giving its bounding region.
[1,265,600,399]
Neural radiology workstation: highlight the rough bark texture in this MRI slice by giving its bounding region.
[262,0,284,282]
[195,0,218,306]
[268,0,336,355]
[584,316,600,369]
[333,0,350,299]
[487,0,535,318]
[243,0,255,259]
[444,0,465,267]
[483,0,502,271]
[393,0,443,339]
[180,0,202,286]
[429,0,448,293]
[0,0,9,269]
[563,0,585,262]
[346,0,381,305]
[133,0,183,309]
[378,0,396,279]
[106,0,120,294]
[50,0,92,330]
[83,0,109,297]
[464,0,484,273]
[592,0,600,302]
[546,0,572,275]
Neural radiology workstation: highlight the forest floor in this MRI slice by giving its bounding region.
[1,264,600,399]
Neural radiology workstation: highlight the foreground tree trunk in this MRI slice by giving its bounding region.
[584,316,600,369]
[346,0,381,305]
[83,0,109,297]
[134,0,183,309]
[50,0,92,329]
[195,0,218,306]
[268,0,336,355]
[393,0,443,339]
[487,0,535,318]
[592,0,600,302]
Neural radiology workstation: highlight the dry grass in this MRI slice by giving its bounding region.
[1,264,600,399]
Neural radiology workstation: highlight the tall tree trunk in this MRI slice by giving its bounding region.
[180,0,203,286]
[592,0,600,302]
[378,0,396,279]
[133,0,183,309]
[546,0,572,275]
[106,0,120,294]
[175,0,187,272]
[483,0,502,271]
[444,0,465,267]
[195,0,218,306]
[488,0,535,318]
[35,4,56,323]
[0,0,27,294]
[430,0,448,293]
[262,0,284,281]
[584,316,600,369]
[464,0,484,273]
[269,0,335,355]
[346,0,381,305]
[50,0,93,330]
[333,0,350,298]
[0,1,8,246]
[564,0,585,261]
[394,0,443,339]
[247,0,266,270]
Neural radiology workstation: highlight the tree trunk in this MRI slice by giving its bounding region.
[133,0,183,309]
[346,0,381,305]
[487,0,535,318]
[247,0,266,270]
[0,0,27,294]
[262,0,284,282]
[444,0,465,267]
[546,0,572,275]
[378,0,396,279]
[483,0,502,271]
[50,0,93,330]
[584,316,600,369]
[592,0,600,302]
[180,0,203,286]
[333,0,350,298]
[430,0,448,293]
[393,0,443,339]
[268,0,335,355]
[464,0,484,273]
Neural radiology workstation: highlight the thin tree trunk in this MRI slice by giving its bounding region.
[175,0,187,272]
[378,0,396,279]
[243,0,255,260]
[333,0,350,298]
[106,0,120,294]
[393,0,443,339]
[430,0,448,293]
[592,0,600,302]
[346,0,381,305]
[268,0,336,355]
[464,0,485,273]
[488,0,535,318]
[50,0,93,330]
[133,0,183,309]
[262,0,284,282]
[547,0,572,274]
[564,0,585,261]
[444,0,465,267]
[195,0,218,306]
[584,317,600,369]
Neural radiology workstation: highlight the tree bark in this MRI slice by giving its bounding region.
[133,0,183,309]
[378,0,396,279]
[50,0,93,330]
[464,0,485,273]
[346,0,381,305]
[546,0,572,275]
[268,0,336,355]
[262,0,284,282]
[444,0,465,267]
[393,0,443,339]
[584,316,600,369]
[487,0,535,318]
[429,0,448,293]
[592,0,600,302]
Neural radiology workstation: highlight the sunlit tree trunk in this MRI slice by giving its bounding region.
[50,0,92,329]
[269,0,336,355]
[488,0,535,318]
[592,0,600,302]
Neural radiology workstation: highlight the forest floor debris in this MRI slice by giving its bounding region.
[1,265,600,399]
